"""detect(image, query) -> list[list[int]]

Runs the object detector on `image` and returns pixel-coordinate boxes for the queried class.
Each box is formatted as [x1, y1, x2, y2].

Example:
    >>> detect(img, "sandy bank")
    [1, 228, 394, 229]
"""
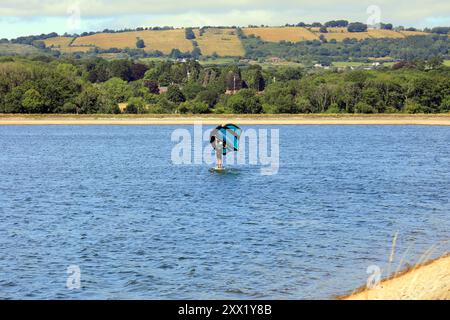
[342, 254, 450, 300]
[1, 114, 450, 125]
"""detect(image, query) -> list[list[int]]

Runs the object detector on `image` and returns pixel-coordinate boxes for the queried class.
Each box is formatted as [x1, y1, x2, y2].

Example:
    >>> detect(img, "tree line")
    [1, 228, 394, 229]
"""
[1, 56, 449, 115]
[243, 34, 450, 65]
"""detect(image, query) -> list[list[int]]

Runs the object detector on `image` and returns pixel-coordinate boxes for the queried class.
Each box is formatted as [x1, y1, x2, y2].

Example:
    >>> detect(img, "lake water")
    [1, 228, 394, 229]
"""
[0, 125, 449, 299]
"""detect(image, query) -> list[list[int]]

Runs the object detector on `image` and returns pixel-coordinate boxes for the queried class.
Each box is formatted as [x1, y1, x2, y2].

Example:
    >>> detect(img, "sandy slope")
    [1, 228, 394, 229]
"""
[343, 255, 450, 300]
[1, 115, 450, 125]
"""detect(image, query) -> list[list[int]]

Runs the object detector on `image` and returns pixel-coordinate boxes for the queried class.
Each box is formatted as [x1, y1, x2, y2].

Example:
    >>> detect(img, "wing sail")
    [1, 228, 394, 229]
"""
[210, 124, 242, 155]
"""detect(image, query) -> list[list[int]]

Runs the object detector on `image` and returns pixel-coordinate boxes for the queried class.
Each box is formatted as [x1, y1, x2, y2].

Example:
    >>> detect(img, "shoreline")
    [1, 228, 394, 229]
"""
[1, 114, 450, 125]
[341, 253, 450, 300]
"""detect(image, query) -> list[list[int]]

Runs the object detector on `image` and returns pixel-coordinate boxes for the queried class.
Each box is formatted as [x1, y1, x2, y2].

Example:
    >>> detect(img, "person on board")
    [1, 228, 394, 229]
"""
[210, 135, 226, 170]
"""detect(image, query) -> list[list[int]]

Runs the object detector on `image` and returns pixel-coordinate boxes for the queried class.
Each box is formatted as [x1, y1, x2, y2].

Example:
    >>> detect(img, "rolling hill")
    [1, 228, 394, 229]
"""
[41, 26, 433, 58]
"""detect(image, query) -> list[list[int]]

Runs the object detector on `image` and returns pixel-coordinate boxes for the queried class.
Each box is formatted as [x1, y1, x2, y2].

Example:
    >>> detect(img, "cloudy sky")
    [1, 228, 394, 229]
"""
[1, 0, 449, 39]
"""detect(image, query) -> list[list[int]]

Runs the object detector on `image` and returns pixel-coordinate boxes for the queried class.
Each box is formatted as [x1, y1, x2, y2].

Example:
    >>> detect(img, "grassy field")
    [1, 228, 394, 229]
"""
[194, 28, 245, 57]
[43, 37, 74, 48]
[43, 36, 93, 54]
[72, 29, 193, 54]
[0, 43, 42, 55]
[198, 57, 238, 65]
[367, 29, 405, 38]
[322, 31, 370, 41]
[399, 30, 428, 37]
[243, 27, 319, 42]
[332, 61, 367, 67]
[139, 57, 171, 63]
[57, 46, 93, 53]
[444, 60, 450, 67]
[243, 26, 429, 43]
[332, 61, 396, 68]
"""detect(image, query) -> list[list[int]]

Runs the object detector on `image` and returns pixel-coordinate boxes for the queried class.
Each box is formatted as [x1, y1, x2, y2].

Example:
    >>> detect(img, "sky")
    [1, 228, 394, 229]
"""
[1, 0, 450, 39]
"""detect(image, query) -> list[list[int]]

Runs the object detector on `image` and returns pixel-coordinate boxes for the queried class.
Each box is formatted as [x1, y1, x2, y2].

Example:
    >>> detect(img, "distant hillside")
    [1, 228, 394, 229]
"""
[40, 26, 432, 58]
[0, 43, 44, 56]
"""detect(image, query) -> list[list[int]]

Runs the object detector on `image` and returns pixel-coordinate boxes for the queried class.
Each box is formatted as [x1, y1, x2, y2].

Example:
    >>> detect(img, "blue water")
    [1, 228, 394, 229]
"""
[0, 125, 449, 300]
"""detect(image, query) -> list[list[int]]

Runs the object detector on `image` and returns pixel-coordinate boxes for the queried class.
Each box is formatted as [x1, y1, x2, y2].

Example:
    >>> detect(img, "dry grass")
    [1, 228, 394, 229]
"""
[43, 37, 74, 48]
[368, 29, 405, 38]
[72, 29, 193, 54]
[400, 30, 428, 37]
[0, 44, 41, 55]
[342, 253, 450, 300]
[57, 46, 93, 53]
[194, 28, 245, 57]
[340, 235, 450, 300]
[310, 27, 347, 33]
[322, 32, 370, 41]
[243, 27, 319, 42]
[309, 28, 426, 42]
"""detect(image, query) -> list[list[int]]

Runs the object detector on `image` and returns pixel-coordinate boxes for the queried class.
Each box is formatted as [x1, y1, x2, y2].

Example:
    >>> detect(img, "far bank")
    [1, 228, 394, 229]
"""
[2, 114, 450, 126]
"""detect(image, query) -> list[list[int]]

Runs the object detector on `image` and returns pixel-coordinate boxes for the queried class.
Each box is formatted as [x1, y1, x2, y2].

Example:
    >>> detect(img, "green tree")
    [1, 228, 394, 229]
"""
[167, 85, 186, 103]
[59, 101, 78, 114]
[324, 102, 341, 114]
[136, 38, 145, 49]
[263, 82, 297, 113]
[354, 101, 376, 114]
[295, 96, 313, 113]
[170, 49, 183, 59]
[156, 96, 176, 113]
[225, 67, 243, 91]
[440, 96, 450, 112]
[125, 97, 147, 114]
[109, 60, 133, 82]
[196, 88, 220, 108]
[182, 82, 204, 100]
[404, 100, 425, 114]
[144, 80, 160, 94]
[22, 88, 45, 113]
[3, 85, 28, 113]
[185, 28, 196, 40]
[227, 89, 262, 114]
[99, 77, 132, 104]
[75, 86, 118, 114]
[177, 100, 209, 114]
[242, 65, 265, 91]
[347, 22, 368, 32]
[191, 47, 202, 59]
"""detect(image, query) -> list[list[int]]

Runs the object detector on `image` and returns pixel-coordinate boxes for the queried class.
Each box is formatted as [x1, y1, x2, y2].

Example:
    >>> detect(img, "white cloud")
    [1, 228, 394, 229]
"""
[0, 0, 449, 38]
[0, 1, 448, 21]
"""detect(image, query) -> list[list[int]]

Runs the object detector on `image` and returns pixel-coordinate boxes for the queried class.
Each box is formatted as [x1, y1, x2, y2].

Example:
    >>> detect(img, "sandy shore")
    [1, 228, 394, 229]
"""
[1, 114, 450, 125]
[342, 254, 450, 300]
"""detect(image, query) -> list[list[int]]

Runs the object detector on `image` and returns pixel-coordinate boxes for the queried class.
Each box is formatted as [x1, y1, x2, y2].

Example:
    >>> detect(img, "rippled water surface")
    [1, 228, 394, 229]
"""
[0, 125, 449, 299]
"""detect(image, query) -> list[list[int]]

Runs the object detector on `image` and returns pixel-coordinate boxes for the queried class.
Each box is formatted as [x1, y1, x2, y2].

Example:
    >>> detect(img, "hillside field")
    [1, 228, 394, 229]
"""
[0, 43, 43, 55]
[194, 28, 245, 57]
[41, 26, 433, 57]
[244, 27, 428, 42]
[243, 27, 319, 42]
[43, 36, 74, 48]
[72, 29, 193, 54]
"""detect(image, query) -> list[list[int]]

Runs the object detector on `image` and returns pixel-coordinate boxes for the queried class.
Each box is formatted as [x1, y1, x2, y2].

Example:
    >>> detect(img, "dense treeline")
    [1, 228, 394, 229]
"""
[1, 56, 450, 114]
[242, 34, 450, 64]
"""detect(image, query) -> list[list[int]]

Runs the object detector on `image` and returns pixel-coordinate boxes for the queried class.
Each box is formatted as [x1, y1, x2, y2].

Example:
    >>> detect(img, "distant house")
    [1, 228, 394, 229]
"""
[159, 86, 168, 94]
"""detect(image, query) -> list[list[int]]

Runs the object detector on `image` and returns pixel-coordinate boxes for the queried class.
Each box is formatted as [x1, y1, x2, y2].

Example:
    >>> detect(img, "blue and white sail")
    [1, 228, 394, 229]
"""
[210, 124, 242, 155]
